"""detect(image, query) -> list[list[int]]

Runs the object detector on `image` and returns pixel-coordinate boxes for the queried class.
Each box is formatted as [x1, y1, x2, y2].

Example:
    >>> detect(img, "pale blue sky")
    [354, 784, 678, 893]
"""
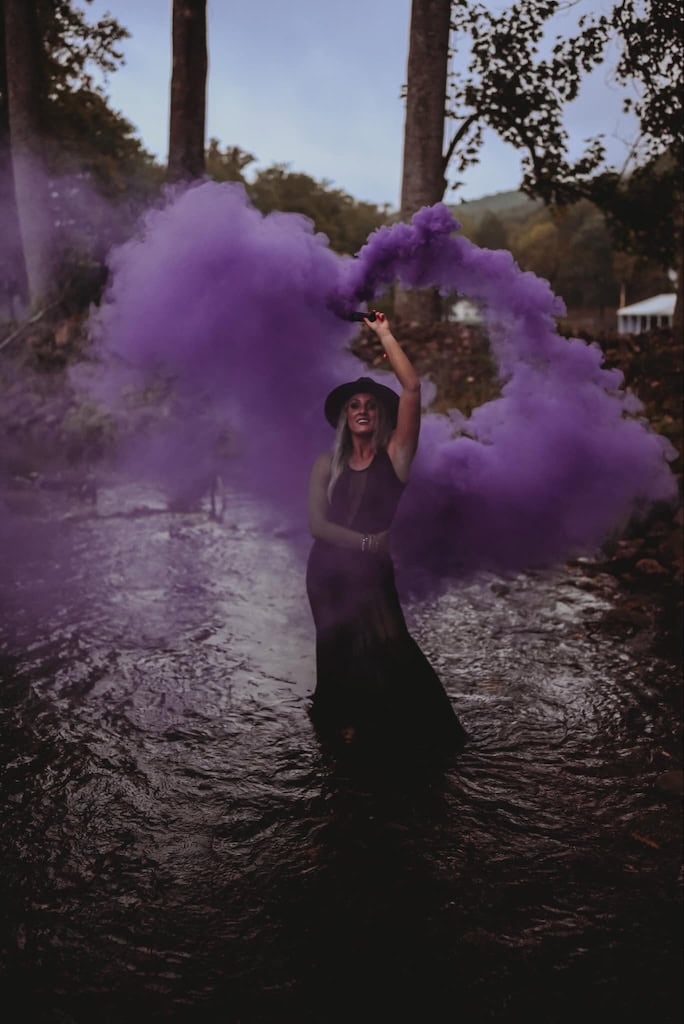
[87, 0, 637, 207]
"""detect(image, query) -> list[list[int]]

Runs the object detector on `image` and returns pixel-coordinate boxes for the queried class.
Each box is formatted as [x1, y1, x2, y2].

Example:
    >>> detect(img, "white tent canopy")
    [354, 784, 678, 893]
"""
[617, 293, 676, 335]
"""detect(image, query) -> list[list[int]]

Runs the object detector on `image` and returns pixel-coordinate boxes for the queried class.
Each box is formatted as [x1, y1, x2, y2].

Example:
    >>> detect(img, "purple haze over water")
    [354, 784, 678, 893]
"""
[89, 182, 677, 589]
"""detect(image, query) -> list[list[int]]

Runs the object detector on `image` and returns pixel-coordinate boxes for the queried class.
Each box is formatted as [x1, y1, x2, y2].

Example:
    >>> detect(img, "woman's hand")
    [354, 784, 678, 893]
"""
[363, 311, 392, 338]
[371, 530, 390, 555]
[360, 530, 390, 555]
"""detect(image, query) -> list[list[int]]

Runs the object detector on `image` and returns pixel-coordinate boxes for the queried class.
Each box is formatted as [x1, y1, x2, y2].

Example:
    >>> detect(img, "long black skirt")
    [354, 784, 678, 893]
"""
[306, 541, 466, 754]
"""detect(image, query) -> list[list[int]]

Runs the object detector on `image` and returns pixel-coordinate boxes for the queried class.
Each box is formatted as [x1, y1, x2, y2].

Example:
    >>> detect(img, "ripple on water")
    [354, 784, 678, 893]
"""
[0, 484, 681, 1022]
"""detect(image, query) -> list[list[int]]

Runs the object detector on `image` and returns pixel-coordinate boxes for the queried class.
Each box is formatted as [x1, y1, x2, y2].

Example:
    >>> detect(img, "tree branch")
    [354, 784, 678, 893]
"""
[443, 112, 480, 173]
[0, 300, 60, 353]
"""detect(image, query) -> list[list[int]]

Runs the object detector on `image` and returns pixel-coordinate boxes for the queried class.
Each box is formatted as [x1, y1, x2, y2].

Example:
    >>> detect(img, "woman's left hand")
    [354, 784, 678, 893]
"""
[372, 530, 390, 555]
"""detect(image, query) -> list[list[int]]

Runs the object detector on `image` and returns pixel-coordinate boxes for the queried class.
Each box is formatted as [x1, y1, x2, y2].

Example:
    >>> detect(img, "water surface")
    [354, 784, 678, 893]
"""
[1, 483, 681, 1023]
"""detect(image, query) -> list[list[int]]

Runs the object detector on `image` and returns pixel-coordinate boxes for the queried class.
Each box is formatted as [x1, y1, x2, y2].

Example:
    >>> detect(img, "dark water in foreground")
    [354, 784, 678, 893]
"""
[0, 484, 681, 1024]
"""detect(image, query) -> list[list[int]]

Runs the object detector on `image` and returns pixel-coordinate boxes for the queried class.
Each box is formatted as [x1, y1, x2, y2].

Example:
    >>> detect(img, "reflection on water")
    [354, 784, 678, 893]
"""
[0, 483, 681, 1023]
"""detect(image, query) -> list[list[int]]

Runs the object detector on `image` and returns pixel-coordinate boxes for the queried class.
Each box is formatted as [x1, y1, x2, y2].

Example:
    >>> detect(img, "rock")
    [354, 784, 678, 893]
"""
[654, 770, 684, 796]
[635, 558, 668, 576]
[600, 605, 650, 633]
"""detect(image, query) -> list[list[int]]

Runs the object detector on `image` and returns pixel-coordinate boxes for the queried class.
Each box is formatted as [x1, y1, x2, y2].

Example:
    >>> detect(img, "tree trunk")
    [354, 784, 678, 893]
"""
[672, 177, 683, 341]
[673, 254, 682, 341]
[167, 0, 207, 182]
[3, 0, 54, 308]
[396, 0, 451, 324]
[0, 0, 28, 317]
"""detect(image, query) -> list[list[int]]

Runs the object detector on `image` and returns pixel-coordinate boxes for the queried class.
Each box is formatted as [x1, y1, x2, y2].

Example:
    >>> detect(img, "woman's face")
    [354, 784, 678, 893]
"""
[346, 392, 378, 436]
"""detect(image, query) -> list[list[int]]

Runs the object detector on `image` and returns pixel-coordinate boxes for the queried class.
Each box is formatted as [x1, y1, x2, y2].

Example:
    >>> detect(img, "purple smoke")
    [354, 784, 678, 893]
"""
[87, 181, 362, 519]
[87, 182, 677, 585]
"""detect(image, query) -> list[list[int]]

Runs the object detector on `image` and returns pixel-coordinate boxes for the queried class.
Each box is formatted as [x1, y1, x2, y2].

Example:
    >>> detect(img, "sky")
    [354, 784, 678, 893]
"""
[86, 0, 638, 209]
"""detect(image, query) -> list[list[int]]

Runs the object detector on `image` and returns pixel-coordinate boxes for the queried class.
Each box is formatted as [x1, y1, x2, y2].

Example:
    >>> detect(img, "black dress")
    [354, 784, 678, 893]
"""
[306, 449, 466, 754]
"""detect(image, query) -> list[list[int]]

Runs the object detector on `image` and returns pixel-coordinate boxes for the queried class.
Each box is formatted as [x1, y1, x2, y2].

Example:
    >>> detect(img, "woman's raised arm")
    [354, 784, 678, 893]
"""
[364, 314, 421, 482]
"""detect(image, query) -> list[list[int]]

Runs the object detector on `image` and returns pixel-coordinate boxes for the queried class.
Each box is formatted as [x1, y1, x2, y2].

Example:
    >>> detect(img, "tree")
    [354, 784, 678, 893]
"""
[2, 0, 145, 311]
[205, 139, 255, 184]
[445, 1, 606, 205]
[547, 202, 616, 314]
[37, 0, 153, 201]
[473, 211, 507, 251]
[167, 0, 207, 182]
[252, 164, 389, 254]
[396, 1, 682, 325]
[513, 218, 561, 289]
[3, 0, 54, 307]
[396, 0, 452, 322]
[0, 0, 27, 316]
[445, 0, 682, 330]
[589, 153, 682, 331]
[206, 155, 390, 255]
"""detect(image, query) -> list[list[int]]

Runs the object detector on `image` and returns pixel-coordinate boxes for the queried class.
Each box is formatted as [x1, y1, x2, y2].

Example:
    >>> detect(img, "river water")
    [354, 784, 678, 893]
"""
[1, 482, 681, 1023]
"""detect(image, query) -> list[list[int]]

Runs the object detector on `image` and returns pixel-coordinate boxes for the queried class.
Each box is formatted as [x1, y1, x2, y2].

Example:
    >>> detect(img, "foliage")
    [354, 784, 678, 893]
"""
[447, 1, 604, 200]
[588, 155, 680, 268]
[40, 2, 160, 198]
[37, 0, 128, 94]
[0, 0, 163, 306]
[1, 1, 160, 204]
[452, 189, 671, 310]
[611, 0, 682, 163]
[472, 211, 508, 250]
[447, 0, 682, 200]
[249, 164, 390, 254]
[205, 139, 255, 184]
[205, 145, 391, 255]
[446, 0, 683, 274]
[511, 201, 613, 309]
[48, 87, 161, 196]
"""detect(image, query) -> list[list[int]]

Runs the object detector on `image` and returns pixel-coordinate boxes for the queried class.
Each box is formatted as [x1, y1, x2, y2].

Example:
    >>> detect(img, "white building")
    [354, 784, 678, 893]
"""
[617, 293, 676, 335]
[446, 298, 483, 324]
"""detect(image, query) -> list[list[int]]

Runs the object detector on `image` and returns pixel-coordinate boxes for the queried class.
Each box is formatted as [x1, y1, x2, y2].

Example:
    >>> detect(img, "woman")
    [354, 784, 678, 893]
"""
[306, 312, 466, 754]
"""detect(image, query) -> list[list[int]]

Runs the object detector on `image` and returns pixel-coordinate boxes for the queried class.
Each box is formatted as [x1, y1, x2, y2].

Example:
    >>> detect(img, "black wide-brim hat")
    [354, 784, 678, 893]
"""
[324, 376, 400, 428]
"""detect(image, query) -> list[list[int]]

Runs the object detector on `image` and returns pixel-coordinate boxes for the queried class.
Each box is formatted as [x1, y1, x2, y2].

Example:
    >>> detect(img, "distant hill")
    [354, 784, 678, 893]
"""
[449, 189, 542, 227]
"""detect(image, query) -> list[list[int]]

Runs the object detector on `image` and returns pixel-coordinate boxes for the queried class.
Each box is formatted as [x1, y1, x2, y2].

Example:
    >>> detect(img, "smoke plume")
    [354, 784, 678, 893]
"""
[87, 182, 677, 586]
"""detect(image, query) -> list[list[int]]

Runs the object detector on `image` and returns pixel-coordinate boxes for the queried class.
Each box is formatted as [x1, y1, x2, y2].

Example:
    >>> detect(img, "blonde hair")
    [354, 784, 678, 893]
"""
[327, 395, 393, 502]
